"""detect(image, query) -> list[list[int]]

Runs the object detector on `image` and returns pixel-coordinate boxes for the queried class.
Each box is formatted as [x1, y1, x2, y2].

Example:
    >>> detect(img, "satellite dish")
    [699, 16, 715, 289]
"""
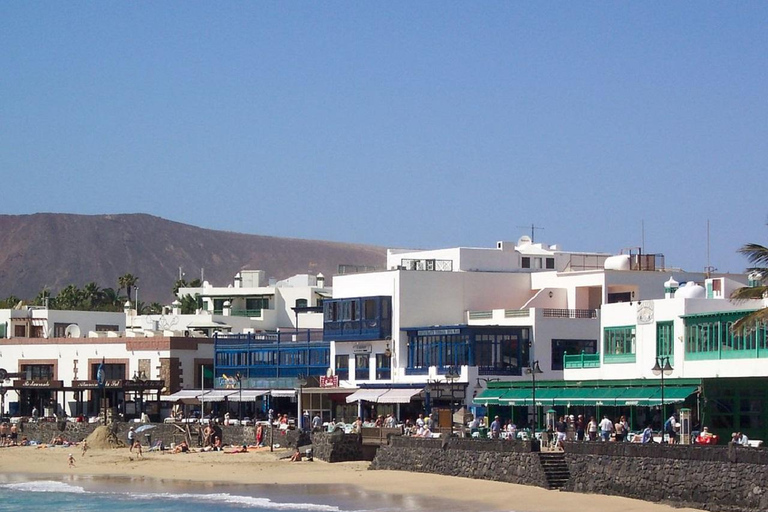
[65, 324, 81, 338]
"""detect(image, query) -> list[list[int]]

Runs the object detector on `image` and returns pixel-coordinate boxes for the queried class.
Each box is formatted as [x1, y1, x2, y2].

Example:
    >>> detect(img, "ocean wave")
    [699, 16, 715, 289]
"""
[0, 480, 89, 494]
[127, 491, 342, 511]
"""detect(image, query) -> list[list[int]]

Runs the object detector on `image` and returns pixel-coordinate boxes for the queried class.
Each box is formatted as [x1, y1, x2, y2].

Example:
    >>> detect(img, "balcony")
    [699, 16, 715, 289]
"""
[230, 309, 263, 318]
[323, 296, 392, 341]
[563, 352, 601, 369]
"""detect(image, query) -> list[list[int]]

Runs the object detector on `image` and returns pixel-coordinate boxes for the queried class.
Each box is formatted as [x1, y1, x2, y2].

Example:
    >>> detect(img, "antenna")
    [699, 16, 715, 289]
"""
[516, 223, 544, 243]
[641, 220, 645, 254]
[705, 219, 716, 277]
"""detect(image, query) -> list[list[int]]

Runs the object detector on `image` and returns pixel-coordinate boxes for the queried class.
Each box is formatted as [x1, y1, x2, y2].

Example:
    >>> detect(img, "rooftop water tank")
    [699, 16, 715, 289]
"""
[604, 254, 631, 271]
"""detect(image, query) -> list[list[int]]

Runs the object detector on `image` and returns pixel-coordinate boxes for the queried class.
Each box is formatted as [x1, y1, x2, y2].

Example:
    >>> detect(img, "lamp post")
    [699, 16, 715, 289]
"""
[296, 374, 307, 431]
[235, 372, 243, 420]
[652, 356, 674, 440]
[445, 366, 461, 437]
[526, 360, 543, 449]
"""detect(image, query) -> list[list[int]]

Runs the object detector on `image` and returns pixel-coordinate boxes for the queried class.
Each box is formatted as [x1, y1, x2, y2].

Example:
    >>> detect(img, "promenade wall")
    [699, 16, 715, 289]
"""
[370, 437, 549, 488]
[563, 441, 768, 512]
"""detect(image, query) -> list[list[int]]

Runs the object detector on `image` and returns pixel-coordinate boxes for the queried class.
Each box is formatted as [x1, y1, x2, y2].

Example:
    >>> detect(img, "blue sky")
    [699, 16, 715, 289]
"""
[1, 3, 766, 274]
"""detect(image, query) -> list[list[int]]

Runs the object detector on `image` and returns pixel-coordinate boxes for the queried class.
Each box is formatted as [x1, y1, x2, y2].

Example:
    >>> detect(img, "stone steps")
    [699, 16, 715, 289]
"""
[538, 452, 570, 490]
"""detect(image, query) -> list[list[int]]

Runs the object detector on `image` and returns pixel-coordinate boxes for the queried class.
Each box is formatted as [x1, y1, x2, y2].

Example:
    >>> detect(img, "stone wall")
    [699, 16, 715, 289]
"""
[370, 437, 549, 488]
[15, 421, 307, 450]
[311, 431, 364, 462]
[564, 442, 768, 512]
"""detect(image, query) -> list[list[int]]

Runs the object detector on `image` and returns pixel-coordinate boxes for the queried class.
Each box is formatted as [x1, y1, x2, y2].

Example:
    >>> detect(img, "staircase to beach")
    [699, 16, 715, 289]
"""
[538, 452, 570, 490]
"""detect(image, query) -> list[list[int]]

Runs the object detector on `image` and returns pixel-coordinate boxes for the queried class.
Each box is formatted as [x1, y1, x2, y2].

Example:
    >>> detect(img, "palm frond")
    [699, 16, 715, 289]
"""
[730, 286, 768, 301]
[737, 243, 768, 266]
[731, 308, 768, 333]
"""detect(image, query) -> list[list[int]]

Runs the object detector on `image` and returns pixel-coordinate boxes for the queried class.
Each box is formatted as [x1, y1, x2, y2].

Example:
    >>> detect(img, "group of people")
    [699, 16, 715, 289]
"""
[0, 422, 19, 446]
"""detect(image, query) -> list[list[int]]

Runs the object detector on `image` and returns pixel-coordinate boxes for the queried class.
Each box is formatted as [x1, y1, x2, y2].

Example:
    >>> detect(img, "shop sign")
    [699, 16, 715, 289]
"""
[123, 379, 165, 390]
[417, 328, 460, 336]
[72, 379, 123, 389]
[352, 343, 371, 354]
[14, 380, 63, 389]
[319, 376, 339, 388]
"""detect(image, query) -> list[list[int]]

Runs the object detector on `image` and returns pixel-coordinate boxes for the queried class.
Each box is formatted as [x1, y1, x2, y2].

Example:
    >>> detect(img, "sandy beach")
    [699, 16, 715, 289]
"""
[0, 444, 706, 512]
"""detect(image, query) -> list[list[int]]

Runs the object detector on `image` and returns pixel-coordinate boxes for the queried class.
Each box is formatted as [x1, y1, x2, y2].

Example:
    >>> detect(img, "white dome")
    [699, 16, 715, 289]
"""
[674, 281, 705, 299]
[664, 276, 679, 288]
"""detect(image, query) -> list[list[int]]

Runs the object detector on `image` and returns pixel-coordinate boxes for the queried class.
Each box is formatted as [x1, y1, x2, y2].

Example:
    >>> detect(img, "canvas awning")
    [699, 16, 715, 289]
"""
[376, 388, 423, 404]
[270, 389, 297, 398]
[492, 385, 698, 407]
[160, 390, 206, 402]
[345, 388, 388, 403]
[227, 390, 269, 401]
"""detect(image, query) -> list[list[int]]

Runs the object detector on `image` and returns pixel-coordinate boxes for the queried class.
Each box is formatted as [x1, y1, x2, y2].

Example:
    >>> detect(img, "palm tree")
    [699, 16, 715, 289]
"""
[148, 302, 164, 314]
[100, 287, 123, 311]
[83, 282, 102, 310]
[731, 241, 768, 332]
[118, 274, 139, 304]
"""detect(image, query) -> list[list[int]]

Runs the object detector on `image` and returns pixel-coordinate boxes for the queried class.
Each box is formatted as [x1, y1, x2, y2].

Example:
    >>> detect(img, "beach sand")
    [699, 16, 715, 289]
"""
[0, 445, 704, 512]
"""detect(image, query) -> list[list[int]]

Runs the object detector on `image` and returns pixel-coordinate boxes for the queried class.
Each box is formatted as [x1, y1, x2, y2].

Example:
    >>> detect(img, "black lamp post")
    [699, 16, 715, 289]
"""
[652, 356, 674, 439]
[296, 374, 307, 430]
[526, 360, 543, 448]
[445, 366, 461, 437]
[235, 372, 243, 420]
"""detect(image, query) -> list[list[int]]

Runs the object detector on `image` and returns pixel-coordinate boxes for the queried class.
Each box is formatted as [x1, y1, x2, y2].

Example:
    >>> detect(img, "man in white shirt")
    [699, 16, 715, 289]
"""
[599, 415, 614, 441]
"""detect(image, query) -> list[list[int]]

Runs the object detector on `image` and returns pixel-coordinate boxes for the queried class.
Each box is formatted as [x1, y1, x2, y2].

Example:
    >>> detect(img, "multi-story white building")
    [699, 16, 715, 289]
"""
[178, 270, 329, 331]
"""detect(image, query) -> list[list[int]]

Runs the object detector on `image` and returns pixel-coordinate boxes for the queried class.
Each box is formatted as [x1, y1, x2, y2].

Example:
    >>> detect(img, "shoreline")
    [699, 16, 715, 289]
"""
[0, 446, 705, 512]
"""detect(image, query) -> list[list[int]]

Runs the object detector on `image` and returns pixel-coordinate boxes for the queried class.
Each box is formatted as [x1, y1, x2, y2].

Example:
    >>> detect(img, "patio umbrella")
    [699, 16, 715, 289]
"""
[135, 424, 156, 433]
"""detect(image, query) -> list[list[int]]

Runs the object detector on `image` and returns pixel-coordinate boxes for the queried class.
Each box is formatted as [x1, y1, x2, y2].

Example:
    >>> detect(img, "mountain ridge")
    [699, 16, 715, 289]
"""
[0, 213, 388, 303]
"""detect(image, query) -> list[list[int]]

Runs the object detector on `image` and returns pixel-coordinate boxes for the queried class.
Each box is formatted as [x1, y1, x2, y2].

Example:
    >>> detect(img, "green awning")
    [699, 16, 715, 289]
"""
[488, 385, 698, 407]
[474, 388, 507, 405]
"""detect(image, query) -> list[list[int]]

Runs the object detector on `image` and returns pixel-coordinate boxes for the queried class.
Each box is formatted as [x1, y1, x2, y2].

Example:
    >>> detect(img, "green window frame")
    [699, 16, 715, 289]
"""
[684, 311, 768, 360]
[656, 321, 674, 365]
[603, 326, 636, 363]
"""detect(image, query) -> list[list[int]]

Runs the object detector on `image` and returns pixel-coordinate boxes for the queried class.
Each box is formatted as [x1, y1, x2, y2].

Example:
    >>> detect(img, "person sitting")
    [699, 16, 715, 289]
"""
[696, 426, 717, 444]
[173, 440, 190, 454]
[289, 448, 302, 462]
[640, 425, 653, 444]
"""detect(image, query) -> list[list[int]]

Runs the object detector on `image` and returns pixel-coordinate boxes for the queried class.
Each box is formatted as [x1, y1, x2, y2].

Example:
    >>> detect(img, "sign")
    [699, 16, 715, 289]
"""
[319, 376, 339, 388]
[123, 379, 165, 390]
[352, 343, 371, 354]
[13, 380, 63, 389]
[72, 379, 123, 389]
[637, 301, 654, 325]
[417, 328, 461, 336]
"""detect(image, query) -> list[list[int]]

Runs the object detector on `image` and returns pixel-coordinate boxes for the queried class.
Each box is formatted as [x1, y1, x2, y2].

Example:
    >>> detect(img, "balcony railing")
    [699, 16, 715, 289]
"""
[542, 309, 597, 319]
[504, 309, 529, 318]
[563, 352, 601, 369]
[230, 309, 263, 318]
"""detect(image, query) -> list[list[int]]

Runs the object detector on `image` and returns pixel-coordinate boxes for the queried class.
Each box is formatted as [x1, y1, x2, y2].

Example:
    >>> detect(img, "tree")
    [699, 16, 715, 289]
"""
[118, 274, 139, 303]
[148, 302, 164, 314]
[173, 278, 202, 297]
[83, 282, 103, 310]
[179, 294, 200, 314]
[731, 241, 768, 332]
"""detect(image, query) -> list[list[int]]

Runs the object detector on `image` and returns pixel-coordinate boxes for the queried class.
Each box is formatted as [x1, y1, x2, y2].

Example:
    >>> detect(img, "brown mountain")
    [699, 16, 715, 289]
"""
[0, 213, 387, 303]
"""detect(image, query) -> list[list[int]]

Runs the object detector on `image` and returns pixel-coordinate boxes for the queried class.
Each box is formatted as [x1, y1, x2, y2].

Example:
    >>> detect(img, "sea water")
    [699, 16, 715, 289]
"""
[0, 475, 485, 512]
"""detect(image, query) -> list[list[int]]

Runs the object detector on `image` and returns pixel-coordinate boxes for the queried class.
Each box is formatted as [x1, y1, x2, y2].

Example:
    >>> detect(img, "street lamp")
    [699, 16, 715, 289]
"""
[652, 356, 674, 440]
[296, 374, 307, 431]
[526, 360, 543, 449]
[235, 372, 243, 420]
[445, 366, 461, 437]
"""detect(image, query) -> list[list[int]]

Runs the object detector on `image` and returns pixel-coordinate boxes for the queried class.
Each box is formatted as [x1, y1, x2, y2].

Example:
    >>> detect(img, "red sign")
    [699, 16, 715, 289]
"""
[319, 376, 339, 388]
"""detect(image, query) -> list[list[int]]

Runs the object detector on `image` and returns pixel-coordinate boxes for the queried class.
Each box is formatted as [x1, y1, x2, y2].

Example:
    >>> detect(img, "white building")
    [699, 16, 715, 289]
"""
[178, 270, 329, 331]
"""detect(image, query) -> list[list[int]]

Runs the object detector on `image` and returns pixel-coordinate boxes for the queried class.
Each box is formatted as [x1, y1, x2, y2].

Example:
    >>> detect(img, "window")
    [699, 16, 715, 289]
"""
[95, 324, 119, 332]
[91, 363, 125, 380]
[685, 312, 768, 359]
[546, 258, 555, 269]
[551, 339, 597, 370]
[21, 364, 54, 380]
[14, 325, 26, 337]
[325, 301, 339, 322]
[376, 353, 391, 380]
[355, 354, 369, 380]
[246, 297, 270, 310]
[0, 323, 5, 338]
[521, 257, 531, 269]
[656, 321, 674, 364]
[363, 299, 376, 320]
[335, 355, 349, 380]
[295, 299, 308, 308]
[603, 326, 636, 363]
[30, 325, 43, 338]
